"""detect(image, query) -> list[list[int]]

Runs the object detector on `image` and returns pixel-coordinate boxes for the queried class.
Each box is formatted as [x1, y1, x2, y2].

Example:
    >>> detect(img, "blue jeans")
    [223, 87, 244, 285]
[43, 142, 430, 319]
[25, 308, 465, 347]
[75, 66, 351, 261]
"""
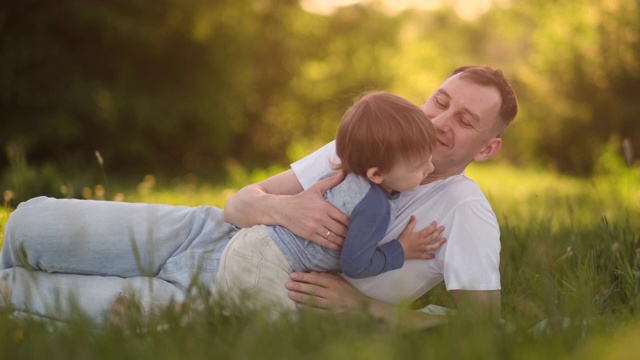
[0, 196, 235, 326]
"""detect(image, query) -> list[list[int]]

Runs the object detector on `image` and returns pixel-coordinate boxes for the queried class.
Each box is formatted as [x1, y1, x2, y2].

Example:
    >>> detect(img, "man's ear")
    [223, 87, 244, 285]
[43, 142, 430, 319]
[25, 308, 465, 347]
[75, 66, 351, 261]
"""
[366, 167, 384, 184]
[473, 137, 502, 163]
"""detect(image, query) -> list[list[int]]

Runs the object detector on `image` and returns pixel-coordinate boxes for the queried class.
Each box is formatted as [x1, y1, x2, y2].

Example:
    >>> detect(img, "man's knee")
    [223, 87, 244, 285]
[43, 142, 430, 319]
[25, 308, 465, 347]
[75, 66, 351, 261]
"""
[1, 198, 45, 268]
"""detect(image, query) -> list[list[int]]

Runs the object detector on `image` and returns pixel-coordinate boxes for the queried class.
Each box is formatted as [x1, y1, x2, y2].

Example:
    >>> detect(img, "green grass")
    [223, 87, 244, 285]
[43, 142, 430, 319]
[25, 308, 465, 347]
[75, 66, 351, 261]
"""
[1, 162, 639, 359]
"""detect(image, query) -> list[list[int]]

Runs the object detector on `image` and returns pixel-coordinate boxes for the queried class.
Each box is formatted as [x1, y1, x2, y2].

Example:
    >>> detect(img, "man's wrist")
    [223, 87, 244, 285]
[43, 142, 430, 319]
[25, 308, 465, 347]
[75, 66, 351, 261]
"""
[262, 193, 290, 227]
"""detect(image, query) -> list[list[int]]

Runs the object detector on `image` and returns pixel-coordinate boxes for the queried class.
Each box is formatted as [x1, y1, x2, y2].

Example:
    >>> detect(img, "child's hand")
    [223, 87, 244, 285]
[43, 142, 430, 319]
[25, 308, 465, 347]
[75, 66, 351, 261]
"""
[397, 216, 446, 260]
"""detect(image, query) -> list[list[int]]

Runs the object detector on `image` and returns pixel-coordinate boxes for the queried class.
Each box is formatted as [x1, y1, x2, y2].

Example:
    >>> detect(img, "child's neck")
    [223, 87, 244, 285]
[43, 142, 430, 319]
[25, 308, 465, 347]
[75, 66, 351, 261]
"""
[378, 185, 398, 197]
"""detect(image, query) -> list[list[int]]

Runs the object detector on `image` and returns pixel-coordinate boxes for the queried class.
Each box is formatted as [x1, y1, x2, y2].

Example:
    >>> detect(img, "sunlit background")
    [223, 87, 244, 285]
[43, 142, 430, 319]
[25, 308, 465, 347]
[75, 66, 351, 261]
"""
[1, 0, 638, 201]
[301, 0, 498, 18]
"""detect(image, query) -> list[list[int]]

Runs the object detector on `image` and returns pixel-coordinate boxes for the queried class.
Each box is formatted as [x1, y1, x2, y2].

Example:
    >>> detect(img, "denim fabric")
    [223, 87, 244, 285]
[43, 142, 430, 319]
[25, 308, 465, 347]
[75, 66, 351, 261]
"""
[0, 196, 235, 326]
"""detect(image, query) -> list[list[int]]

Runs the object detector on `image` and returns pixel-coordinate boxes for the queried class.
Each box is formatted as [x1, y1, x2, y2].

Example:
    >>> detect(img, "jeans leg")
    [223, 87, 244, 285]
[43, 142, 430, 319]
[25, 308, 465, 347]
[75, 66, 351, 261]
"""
[1, 196, 233, 279]
[0, 267, 183, 327]
[0, 196, 236, 323]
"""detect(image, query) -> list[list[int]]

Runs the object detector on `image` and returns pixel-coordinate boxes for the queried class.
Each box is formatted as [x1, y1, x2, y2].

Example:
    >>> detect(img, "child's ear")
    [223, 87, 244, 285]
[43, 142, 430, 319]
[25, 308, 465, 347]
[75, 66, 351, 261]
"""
[366, 167, 384, 184]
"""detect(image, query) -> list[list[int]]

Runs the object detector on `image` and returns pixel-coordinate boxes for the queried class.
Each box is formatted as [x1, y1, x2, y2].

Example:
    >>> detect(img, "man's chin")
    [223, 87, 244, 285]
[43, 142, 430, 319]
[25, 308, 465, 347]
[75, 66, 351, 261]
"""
[431, 150, 448, 165]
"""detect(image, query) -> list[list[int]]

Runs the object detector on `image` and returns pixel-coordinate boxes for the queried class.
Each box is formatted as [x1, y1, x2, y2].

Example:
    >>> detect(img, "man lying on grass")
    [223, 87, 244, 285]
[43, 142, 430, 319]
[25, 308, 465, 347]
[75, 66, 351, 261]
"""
[1, 65, 517, 327]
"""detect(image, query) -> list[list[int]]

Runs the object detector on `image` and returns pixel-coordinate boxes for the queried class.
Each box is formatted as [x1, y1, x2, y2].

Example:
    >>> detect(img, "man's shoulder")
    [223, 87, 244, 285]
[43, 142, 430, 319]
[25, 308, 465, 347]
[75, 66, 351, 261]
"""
[291, 141, 337, 189]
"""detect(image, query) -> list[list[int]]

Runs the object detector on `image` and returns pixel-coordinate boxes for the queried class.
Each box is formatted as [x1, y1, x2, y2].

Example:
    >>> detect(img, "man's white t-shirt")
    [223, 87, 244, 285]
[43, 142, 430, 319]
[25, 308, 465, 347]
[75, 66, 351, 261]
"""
[291, 141, 501, 304]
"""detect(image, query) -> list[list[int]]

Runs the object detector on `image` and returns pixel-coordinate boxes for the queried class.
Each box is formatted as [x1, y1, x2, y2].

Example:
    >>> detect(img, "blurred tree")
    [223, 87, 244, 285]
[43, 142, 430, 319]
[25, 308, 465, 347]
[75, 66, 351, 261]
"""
[1, 0, 254, 181]
[4, 0, 639, 200]
[0, 0, 407, 199]
[274, 4, 404, 159]
[514, 0, 640, 174]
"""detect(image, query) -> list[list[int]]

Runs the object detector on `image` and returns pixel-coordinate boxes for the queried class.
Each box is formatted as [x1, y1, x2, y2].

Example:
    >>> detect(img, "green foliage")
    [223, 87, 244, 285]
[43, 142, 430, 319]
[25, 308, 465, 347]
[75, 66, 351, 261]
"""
[3, 0, 639, 189]
[1, 141, 68, 203]
[0, 0, 406, 188]
[512, 0, 640, 174]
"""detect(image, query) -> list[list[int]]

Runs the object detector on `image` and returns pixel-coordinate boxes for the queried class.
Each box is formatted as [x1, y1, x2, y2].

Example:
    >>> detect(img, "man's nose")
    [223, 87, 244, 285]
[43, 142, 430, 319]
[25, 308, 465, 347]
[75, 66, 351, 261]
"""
[431, 110, 452, 131]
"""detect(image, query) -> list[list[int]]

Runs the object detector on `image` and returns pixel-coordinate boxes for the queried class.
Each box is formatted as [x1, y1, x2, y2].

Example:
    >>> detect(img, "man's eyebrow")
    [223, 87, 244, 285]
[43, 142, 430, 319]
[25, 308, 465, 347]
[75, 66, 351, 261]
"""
[435, 88, 449, 98]
[439, 88, 481, 124]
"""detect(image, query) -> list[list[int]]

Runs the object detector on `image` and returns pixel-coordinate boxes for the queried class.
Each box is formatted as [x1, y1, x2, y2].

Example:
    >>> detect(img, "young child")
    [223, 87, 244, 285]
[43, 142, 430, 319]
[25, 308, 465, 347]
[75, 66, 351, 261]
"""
[216, 91, 440, 311]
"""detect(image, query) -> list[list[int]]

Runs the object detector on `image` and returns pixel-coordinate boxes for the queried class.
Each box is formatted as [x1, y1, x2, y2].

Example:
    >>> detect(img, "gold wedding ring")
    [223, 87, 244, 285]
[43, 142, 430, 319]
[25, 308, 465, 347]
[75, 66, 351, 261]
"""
[325, 230, 332, 239]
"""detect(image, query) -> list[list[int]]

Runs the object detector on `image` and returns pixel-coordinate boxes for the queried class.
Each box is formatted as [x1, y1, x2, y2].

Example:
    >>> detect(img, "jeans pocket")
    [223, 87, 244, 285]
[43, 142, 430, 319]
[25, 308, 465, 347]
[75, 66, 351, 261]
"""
[160, 250, 221, 293]
[225, 247, 261, 291]
[161, 251, 219, 275]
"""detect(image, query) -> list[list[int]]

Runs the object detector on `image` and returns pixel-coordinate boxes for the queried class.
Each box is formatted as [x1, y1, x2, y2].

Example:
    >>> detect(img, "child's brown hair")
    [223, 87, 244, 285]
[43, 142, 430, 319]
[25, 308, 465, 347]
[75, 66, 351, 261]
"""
[334, 91, 436, 177]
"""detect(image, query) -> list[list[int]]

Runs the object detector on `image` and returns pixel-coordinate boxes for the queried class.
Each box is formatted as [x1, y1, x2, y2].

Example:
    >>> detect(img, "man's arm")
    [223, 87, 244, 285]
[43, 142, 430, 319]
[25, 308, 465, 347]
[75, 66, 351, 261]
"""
[286, 272, 447, 329]
[286, 274, 501, 328]
[223, 169, 349, 250]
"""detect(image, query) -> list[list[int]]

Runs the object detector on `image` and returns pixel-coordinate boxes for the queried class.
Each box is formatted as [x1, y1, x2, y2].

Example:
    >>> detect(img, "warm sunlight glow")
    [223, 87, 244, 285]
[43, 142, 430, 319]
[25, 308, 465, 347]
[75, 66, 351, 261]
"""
[300, 0, 499, 19]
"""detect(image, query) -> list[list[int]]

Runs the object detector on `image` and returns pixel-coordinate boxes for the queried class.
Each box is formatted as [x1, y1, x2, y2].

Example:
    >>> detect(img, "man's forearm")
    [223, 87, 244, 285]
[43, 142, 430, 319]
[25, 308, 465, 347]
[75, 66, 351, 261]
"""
[223, 170, 349, 250]
[223, 169, 305, 228]
[223, 184, 286, 228]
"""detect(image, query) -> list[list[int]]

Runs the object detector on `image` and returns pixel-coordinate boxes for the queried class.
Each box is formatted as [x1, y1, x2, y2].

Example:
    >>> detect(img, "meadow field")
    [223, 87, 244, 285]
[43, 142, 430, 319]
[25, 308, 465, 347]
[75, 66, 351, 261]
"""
[0, 162, 639, 359]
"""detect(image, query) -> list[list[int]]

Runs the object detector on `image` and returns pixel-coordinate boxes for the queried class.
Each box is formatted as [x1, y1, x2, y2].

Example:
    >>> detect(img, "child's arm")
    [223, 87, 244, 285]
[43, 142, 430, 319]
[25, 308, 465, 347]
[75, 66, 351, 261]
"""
[339, 197, 399, 278]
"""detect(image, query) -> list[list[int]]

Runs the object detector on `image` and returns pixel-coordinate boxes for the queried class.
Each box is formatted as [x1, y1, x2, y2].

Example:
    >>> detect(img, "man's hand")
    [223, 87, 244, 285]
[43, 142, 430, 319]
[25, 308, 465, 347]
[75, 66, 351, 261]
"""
[397, 216, 446, 260]
[224, 169, 349, 251]
[285, 272, 368, 315]
[276, 173, 349, 251]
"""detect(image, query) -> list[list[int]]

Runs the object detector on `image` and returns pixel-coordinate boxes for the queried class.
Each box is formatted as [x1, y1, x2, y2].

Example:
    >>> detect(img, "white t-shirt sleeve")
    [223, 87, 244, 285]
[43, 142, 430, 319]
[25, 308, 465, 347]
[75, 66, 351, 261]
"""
[290, 141, 339, 190]
[442, 199, 501, 291]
